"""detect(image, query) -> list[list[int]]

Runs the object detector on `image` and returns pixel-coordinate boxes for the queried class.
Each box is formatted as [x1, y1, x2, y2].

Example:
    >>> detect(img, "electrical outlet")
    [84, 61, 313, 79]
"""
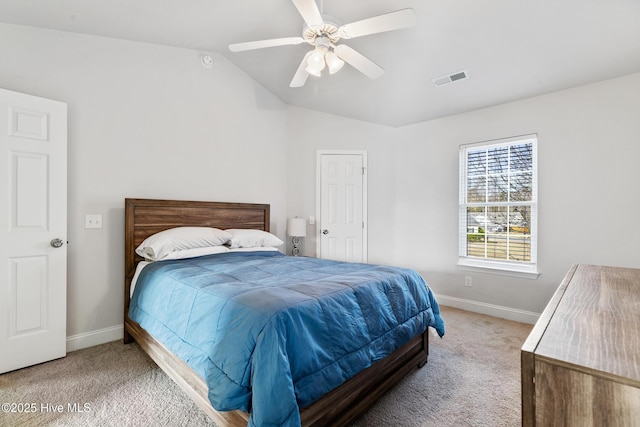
[464, 276, 472, 287]
[85, 214, 103, 229]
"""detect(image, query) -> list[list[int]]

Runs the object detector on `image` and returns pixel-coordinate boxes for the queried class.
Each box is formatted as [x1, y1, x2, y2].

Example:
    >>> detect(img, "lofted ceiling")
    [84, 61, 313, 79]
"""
[2, 0, 640, 127]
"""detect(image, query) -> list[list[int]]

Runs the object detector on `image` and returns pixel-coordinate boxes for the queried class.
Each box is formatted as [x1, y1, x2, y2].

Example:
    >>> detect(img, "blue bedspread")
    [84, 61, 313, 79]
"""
[129, 251, 444, 426]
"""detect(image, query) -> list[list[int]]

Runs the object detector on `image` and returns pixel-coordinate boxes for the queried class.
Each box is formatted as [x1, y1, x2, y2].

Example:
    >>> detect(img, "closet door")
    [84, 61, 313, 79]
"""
[317, 151, 367, 263]
[0, 88, 67, 373]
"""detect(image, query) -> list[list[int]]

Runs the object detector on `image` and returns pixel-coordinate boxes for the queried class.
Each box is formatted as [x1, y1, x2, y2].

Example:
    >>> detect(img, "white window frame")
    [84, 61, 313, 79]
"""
[458, 134, 539, 279]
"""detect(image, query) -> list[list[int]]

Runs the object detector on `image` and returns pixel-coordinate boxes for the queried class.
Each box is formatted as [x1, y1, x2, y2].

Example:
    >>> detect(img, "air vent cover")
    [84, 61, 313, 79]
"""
[433, 70, 469, 86]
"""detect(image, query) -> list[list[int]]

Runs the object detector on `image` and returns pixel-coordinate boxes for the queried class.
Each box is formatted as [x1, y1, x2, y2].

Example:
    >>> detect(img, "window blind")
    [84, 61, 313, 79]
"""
[459, 135, 538, 276]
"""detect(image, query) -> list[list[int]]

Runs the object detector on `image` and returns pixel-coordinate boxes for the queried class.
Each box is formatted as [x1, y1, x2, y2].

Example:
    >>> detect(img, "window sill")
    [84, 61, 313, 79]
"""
[457, 257, 539, 279]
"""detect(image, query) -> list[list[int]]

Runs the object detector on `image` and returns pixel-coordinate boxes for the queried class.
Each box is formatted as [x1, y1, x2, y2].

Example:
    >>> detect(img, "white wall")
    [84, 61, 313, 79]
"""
[287, 72, 640, 323]
[0, 24, 289, 348]
[286, 112, 400, 261]
[2, 22, 639, 346]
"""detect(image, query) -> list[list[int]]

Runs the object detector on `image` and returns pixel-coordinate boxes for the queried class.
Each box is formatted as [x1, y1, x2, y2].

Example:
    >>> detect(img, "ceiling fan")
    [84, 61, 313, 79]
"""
[228, 0, 417, 87]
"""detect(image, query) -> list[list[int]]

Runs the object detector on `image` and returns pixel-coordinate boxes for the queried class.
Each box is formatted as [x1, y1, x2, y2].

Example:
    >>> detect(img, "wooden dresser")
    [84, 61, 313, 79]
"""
[521, 264, 640, 426]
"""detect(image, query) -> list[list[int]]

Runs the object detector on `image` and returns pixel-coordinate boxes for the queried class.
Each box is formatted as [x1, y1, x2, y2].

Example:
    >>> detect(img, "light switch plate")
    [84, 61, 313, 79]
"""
[85, 214, 103, 229]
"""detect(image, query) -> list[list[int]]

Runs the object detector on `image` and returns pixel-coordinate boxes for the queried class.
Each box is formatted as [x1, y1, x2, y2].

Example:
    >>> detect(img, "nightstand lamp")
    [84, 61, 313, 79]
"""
[287, 217, 307, 256]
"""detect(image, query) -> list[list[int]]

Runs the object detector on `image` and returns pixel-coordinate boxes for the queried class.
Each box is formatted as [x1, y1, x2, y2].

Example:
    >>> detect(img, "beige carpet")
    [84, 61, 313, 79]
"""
[0, 306, 532, 427]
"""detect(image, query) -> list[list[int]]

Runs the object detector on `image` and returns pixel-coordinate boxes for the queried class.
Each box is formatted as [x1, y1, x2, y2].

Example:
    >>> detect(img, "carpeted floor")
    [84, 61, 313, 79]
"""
[0, 306, 532, 427]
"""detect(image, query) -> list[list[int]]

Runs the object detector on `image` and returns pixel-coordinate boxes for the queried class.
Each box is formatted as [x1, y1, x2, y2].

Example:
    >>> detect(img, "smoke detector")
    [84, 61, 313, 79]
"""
[433, 70, 468, 87]
[200, 54, 214, 69]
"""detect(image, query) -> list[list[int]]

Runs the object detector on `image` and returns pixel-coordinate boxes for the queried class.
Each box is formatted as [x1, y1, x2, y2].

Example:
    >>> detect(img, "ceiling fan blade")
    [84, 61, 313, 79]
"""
[291, 0, 324, 28]
[290, 51, 314, 88]
[229, 37, 305, 52]
[338, 8, 417, 39]
[334, 44, 384, 80]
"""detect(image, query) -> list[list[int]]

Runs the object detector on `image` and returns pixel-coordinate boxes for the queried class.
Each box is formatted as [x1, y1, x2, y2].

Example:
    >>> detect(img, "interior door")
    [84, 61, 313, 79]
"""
[317, 151, 367, 262]
[0, 88, 67, 374]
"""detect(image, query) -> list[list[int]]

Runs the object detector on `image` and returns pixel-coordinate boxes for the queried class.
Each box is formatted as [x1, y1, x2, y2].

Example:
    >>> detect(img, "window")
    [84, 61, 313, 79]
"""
[458, 135, 538, 277]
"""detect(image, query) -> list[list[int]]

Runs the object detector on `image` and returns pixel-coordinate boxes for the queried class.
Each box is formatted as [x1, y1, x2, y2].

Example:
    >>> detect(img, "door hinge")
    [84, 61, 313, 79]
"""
[362, 167, 365, 175]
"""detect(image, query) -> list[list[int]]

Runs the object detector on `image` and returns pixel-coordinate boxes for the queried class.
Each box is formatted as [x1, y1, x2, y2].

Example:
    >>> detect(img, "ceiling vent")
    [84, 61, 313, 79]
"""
[433, 70, 469, 87]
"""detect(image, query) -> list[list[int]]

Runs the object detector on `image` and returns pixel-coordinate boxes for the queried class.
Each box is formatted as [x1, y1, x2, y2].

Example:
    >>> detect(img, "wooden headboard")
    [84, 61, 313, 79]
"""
[125, 198, 270, 275]
[124, 198, 270, 328]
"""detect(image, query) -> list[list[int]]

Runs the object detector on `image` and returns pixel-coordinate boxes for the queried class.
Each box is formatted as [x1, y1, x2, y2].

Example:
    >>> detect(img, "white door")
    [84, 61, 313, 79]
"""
[317, 151, 367, 262]
[0, 88, 67, 374]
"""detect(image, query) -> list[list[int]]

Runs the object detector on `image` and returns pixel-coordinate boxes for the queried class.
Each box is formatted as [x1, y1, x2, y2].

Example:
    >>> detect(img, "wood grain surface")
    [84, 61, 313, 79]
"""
[521, 264, 640, 427]
[535, 265, 640, 385]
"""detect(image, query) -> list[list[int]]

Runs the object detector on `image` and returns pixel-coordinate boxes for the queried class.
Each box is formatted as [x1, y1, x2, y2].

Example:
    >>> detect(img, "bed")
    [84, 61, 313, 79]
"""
[124, 198, 444, 426]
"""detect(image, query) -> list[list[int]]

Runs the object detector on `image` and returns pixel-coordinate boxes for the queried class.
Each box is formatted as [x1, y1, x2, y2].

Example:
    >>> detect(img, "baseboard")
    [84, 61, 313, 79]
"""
[435, 294, 540, 325]
[63, 297, 536, 352]
[66, 324, 123, 352]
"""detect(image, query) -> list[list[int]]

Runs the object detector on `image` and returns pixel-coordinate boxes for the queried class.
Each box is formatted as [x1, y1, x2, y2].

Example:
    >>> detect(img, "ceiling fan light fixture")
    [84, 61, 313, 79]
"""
[228, 4, 418, 88]
[325, 50, 344, 74]
[305, 47, 326, 76]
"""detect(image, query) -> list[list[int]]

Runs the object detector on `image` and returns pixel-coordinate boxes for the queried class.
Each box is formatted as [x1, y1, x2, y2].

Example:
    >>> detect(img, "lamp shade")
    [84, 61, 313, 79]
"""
[307, 48, 325, 69]
[287, 217, 307, 237]
[305, 47, 326, 77]
[325, 51, 344, 74]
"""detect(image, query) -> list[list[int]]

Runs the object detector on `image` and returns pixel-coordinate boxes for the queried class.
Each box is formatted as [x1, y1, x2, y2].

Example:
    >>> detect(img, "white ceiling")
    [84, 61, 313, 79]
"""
[2, 0, 640, 127]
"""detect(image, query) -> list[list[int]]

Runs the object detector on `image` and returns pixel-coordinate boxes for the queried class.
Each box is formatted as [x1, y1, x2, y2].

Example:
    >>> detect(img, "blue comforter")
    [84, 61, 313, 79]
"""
[129, 251, 444, 426]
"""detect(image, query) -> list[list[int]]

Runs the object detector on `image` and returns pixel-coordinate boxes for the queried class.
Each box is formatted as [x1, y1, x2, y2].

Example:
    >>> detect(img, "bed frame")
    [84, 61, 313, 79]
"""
[124, 198, 429, 426]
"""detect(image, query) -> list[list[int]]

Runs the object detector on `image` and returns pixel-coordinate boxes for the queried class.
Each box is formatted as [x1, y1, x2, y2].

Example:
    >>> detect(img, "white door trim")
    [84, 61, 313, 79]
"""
[316, 150, 368, 262]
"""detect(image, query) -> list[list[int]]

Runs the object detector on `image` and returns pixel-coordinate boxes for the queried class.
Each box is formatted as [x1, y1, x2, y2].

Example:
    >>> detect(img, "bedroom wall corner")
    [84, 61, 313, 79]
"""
[391, 72, 640, 315]
[0, 23, 289, 347]
[285, 106, 399, 263]
[285, 72, 640, 319]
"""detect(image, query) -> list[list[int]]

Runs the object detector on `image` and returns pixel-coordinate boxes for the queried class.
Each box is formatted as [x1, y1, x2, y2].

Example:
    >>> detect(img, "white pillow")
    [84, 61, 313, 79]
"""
[136, 227, 232, 261]
[225, 229, 284, 249]
[161, 245, 229, 260]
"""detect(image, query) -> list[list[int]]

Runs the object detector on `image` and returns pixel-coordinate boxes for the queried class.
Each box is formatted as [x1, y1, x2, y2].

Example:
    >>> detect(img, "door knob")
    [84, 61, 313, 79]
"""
[50, 238, 64, 248]
[322, 229, 329, 235]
